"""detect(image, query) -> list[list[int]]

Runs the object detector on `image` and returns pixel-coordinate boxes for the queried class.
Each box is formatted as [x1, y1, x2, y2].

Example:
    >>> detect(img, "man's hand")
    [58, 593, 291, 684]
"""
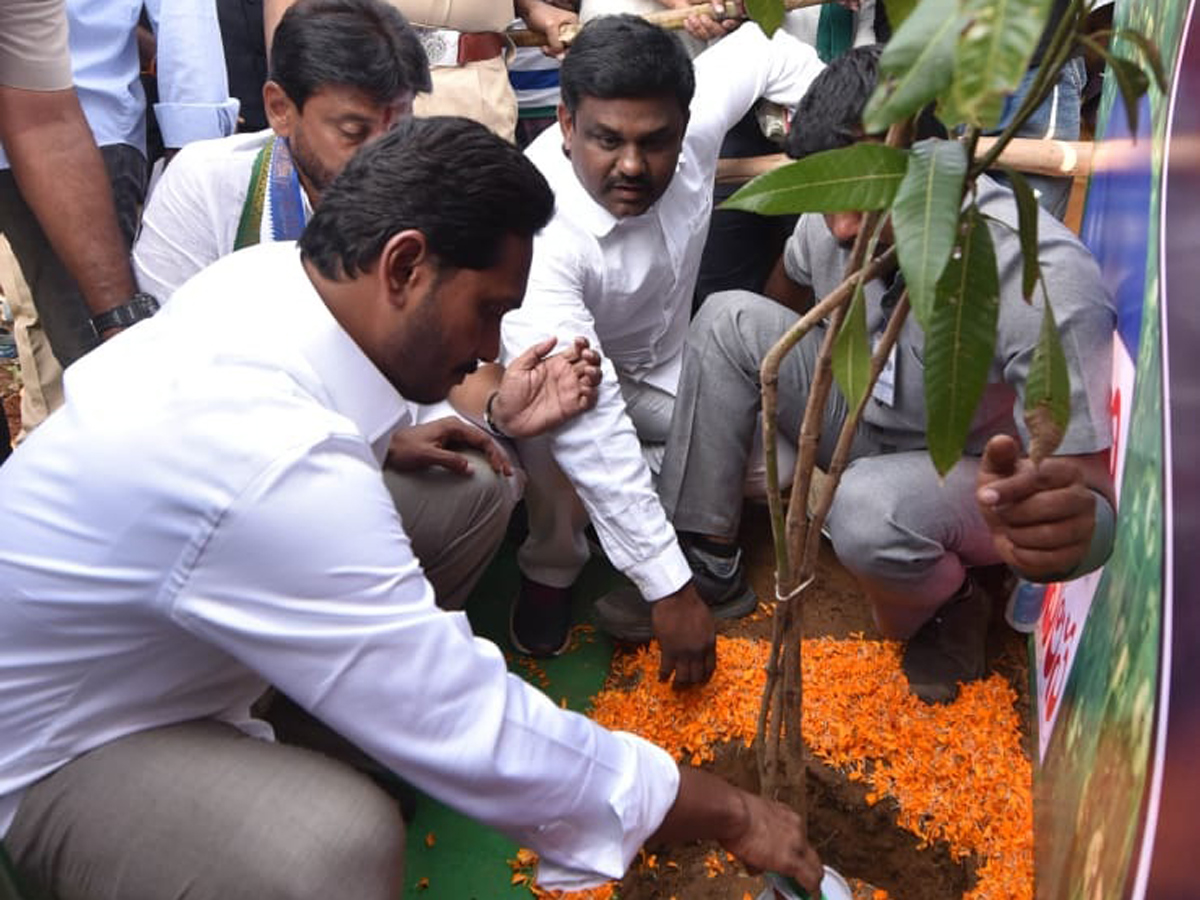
[491, 336, 602, 439]
[516, 0, 579, 56]
[386, 418, 511, 477]
[976, 435, 1103, 581]
[720, 792, 823, 890]
[652, 583, 716, 687]
[651, 768, 822, 893]
[659, 0, 742, 42]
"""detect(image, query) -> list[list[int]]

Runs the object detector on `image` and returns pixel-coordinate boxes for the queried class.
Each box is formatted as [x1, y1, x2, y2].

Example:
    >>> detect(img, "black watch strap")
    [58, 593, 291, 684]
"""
[91, 292, 160, 335]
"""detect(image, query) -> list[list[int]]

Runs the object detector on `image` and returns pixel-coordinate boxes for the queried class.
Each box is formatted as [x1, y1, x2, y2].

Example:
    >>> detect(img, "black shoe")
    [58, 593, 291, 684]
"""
[682, 541, 759, 618]
[509, 577, 573, 658]
[901, 579, 991, 704]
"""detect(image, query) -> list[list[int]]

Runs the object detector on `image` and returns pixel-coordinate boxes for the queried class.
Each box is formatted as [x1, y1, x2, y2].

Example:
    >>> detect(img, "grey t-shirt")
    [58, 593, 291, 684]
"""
[783, 175, 1114, 456]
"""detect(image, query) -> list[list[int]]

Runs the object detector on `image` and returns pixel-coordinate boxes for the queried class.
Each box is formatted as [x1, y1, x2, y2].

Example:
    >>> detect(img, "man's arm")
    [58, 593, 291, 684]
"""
[686, 22, 824, 168]
[513, 0, 578, 57]
[144, 0, 239, 151]
[653, 767, 822, 892]
[763, 252, 815, 313]
[0, 85, 137, 329]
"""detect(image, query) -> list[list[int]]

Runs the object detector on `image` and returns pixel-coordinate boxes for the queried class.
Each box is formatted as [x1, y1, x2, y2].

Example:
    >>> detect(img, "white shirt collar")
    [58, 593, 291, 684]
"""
[280, 245, 410, 464]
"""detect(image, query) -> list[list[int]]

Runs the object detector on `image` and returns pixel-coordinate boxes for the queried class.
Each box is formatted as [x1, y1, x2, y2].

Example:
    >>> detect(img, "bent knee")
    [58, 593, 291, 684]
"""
[246, 774, 406, 900]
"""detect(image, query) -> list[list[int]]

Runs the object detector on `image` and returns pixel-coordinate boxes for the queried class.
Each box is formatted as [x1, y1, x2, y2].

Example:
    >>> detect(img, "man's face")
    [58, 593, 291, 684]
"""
[386, 233, 532, 404]
[267, 81, 412, 200]
[559, 94, 687, 219]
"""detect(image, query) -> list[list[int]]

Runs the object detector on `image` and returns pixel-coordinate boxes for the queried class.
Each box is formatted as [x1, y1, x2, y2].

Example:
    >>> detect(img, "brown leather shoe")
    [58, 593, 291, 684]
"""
[901, 579, 991, 704]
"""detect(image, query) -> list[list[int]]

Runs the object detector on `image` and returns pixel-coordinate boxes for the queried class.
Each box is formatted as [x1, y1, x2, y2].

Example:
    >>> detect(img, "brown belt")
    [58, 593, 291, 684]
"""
[457, 32, 507, 65]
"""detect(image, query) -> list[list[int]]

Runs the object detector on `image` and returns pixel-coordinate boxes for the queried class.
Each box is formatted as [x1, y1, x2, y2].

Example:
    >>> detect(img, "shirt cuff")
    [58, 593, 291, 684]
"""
[623, 540, 692, 602]
[155, 99, 240, 147]
[535, 733, 679, 890]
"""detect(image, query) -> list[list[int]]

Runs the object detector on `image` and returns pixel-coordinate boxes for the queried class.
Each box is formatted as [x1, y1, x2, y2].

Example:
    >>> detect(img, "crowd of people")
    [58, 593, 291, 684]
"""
[0, 0, 1115, 897]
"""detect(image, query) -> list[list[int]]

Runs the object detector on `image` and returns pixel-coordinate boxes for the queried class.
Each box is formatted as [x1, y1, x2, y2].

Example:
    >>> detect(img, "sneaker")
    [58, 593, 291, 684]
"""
[592, 544, 760, 643]
[592, 586, 655, 643]
[682, 541, 759, 618]
[901, 579, 992, 704]
[509, 577, 573, 658]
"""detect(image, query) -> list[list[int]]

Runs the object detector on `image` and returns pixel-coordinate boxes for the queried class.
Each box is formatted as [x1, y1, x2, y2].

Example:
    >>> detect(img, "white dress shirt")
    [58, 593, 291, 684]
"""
[133, 129, 290, 301]
[0, 0, 237, 168]
[501, 25, 823, 599]
[0, 243, 678, 889]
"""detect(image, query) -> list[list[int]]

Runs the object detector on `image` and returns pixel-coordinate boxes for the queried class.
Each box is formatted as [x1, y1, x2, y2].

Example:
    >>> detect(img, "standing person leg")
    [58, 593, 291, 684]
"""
[0, 143, 146, 370]
[827, 451, 1003, 702]
[4, 720, 405, 900]
[0, 236, 63, 439]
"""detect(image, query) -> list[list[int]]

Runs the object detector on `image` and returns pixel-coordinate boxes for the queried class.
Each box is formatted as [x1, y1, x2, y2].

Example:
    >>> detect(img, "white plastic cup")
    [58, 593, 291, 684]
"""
[758, 865, 854, 900]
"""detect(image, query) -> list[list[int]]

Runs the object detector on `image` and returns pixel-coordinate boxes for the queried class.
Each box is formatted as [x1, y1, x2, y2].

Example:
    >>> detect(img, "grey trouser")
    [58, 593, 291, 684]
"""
[658, 292, 1001, 632]
[4, 720, 405, 900]
[0, 143, 146, 369]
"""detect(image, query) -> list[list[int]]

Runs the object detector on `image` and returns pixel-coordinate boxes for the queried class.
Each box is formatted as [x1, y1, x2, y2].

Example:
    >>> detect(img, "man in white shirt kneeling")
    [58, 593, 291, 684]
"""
[501, 15, 824, 682]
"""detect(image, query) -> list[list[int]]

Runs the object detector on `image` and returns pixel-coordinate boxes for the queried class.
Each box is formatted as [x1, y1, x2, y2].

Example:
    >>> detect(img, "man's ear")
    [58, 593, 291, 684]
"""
[379, 229, 433, 309]
[557, 103, 574, 158]
[264, 81, 296, 137]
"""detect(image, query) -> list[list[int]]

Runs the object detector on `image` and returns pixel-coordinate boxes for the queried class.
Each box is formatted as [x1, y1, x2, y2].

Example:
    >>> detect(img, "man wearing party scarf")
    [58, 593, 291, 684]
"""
[133, 0, 601, 613]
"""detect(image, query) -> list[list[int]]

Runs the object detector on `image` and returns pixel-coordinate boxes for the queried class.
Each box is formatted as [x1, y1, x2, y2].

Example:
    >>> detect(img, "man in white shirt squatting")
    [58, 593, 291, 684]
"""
[501, 14, 824, 682]
[0, 118, 824, 900]
[134, 0, 600, 612]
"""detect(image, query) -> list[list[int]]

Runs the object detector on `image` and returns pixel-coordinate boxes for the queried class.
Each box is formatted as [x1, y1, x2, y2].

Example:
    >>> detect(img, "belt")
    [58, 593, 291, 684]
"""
[416, 28, 507, 67]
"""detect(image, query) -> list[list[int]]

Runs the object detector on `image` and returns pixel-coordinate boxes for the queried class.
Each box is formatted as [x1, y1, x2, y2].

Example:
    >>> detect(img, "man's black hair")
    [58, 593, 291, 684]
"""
[559, 15, 695, 116]
[785, 44, 945, 159]
[270, 0, 431, 111]
[300, 117, 555, 279]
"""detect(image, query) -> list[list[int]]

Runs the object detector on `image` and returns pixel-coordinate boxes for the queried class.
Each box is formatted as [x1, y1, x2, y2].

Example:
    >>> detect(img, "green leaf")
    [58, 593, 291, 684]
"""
[832, 272, 872, 411]
[862, 0, 960, 132]
[924, 206, 1000, 475]
[949, 0, 1054, 129]
[999, 165, 1041, 302]
[720, 144, 909, 216]
[1108, 28, 1169, 94]
[1023, 297, 1070, 463]
[882, 0, 919, 30]
[744, 0, 785, 37]
[892, 138, 967, 330]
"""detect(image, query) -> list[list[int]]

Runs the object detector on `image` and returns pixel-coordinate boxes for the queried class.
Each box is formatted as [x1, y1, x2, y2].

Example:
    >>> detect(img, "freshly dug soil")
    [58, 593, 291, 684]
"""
[613, 502, 1030, 900]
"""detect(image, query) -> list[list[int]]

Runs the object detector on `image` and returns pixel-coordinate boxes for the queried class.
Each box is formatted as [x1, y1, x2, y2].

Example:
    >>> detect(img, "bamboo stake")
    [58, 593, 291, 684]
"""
[715, 138, 1096, 185]
[509, 0, 837, 48]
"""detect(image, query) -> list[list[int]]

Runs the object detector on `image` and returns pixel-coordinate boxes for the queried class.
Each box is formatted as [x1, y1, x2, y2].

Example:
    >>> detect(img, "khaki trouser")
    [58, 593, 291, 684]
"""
[414, 56, 518, 143]
[5, 720, 405, 900]
[0, 236, 62, 442]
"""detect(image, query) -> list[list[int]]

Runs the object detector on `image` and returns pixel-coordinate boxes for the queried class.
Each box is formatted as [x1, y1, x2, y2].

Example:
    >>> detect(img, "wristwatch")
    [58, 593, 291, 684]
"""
[91, 292, 160, 335]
